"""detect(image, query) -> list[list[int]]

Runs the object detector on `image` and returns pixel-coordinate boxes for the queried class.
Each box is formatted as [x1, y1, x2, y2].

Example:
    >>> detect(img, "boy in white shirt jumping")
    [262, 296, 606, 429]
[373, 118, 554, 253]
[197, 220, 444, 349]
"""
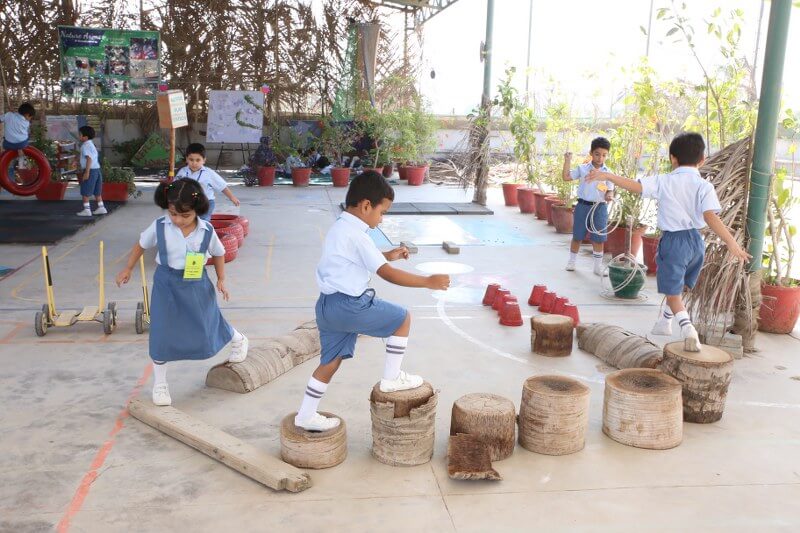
[176, 143, 240, 220]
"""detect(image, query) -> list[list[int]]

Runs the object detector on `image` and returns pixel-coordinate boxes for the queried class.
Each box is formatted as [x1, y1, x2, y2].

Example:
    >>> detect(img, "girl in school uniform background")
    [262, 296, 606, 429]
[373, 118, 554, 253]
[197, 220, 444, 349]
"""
[116, 179, 248, 406]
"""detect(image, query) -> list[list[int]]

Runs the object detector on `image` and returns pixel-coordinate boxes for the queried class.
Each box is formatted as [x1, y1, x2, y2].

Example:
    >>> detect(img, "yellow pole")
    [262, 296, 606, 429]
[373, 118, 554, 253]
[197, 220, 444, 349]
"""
[42, 246, 56, 317]
[99, 241, 105, 310]
[139, 255, 149, 315]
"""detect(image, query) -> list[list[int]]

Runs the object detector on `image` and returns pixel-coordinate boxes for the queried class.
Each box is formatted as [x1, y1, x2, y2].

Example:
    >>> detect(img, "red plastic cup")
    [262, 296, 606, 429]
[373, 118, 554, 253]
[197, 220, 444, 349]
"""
[539, 291, 556, 313]
[482, 283, 501, 306]
[552, 296, 569, 316]
[528, 284, 547, 306]
[500, 301, 524, 326]
[497, 294, 518, 315]
[492, 289, 511, 311]
[562, 304, 580, 326]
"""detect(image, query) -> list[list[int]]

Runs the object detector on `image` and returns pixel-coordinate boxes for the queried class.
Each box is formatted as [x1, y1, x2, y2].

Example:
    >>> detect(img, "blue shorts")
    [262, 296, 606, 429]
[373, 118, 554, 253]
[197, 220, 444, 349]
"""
[656, 229, 705, 295]
[80, 168, 103, 197]
[2, 139, 28, 150]
[200, 199, 215, 221]
[316, 290, 408, 365]
[572, 200, 608, 243]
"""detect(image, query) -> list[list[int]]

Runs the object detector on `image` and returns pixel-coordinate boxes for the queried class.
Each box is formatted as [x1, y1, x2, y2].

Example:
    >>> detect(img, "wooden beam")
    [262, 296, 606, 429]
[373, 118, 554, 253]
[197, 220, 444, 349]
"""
[128, 399, 312, 493]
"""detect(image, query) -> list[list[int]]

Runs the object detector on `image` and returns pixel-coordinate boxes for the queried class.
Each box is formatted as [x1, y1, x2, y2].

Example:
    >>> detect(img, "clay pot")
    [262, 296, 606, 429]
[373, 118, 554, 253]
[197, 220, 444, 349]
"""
[102, 182, 129, 201]
[642, 234, 660, 275]
[551, 204, 574, 235]
[291, 167, 312, 187]
[528, 285, 547, 306]
[405, 165, 427, 186]
[398, 166, 409, 180]
[759, 283, 800, 334]
[482, 283, 501, 306]
[330, 167, 351, 187]
[544, 196, 561, 225]
[606, 224, 649, 257]
[533, 191, 549, 220]
[258, 166, 276, 186]
[539, 291, 556, 313]
[502, 183, 522, 206]
[382, 164, 394, 178]
[35, 181, 68, 201]
[517, 187, 537, 213]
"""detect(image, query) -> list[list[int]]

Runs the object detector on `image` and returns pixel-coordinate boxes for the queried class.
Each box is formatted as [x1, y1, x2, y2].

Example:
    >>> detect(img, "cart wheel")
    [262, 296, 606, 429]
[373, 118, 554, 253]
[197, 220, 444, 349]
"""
[103, 302, 116, 335]
[34, 311, 47, 337]
[41, 304, 51, 322]
[135, 307, 144, 334]
[109, 301, 118, 326]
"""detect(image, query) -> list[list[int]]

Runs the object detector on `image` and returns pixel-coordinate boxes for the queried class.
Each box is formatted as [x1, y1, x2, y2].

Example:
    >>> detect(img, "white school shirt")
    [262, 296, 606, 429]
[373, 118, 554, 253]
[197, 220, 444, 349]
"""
[80, 140, 100, 170]
[638, 166, 721, 232]
[1, 112, 30, 143]
[316, 212, 387, 296]
[139, 217, 225, 269]
[175, 165, 228, 201]
[568, 162, 615, 203]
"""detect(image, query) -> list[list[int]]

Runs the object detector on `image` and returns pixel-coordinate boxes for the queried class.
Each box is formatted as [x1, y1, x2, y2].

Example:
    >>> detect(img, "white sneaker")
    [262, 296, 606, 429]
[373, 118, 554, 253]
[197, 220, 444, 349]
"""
[682, 324, 701, 352]
[17, 157, 27, 169]
[651, 319, 673, 336]
[380, 370, 424, 393]
[93, 206, 108, 215]
[593, 263, 607, 277]
[294, 412, 340, 432]
[228, 334, 249, 363]
[152, 383, 172, 406]
[565, 260, 576, 272]
[76, 209, 92, 217]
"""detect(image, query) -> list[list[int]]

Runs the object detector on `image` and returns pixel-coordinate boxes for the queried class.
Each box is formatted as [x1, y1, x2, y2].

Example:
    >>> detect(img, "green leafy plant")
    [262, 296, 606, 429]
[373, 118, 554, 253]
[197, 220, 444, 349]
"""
[541, 99, 581, 205]
[355, 99, 391, 167]
[496, 67, 541, 188]
[101, 159, 140, 198]
[111, 136, 147, 166]
[319, 118, 359, 166]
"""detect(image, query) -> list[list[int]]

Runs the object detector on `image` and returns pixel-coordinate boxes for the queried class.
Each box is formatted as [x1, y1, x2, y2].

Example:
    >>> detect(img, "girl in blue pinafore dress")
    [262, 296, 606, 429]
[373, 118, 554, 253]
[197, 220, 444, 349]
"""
[116, 179, 248, 406]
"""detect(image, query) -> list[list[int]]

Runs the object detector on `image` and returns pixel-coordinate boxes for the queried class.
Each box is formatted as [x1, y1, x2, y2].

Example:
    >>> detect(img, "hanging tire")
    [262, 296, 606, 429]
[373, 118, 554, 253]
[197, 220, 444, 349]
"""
[34, 311, 47, 337]
[135, 306, 144, 334]
[0, 146, 52, 196]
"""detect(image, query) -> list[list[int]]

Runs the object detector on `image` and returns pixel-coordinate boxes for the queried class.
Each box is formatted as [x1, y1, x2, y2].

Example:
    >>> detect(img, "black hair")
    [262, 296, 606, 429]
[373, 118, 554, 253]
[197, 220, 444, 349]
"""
[79, 125, 95, 139]
[185, 143, 206, 158]
[669, 132, 706, 166]
[18, 102, 35, 118]
[345, 170, 394, 207]
[590, 137, 611, 152]
[154, 178, 210, 216]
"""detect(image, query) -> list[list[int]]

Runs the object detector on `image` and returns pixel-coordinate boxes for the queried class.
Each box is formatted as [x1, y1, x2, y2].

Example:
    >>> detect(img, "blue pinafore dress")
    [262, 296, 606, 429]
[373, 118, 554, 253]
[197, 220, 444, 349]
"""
[148, 217, 233, 362]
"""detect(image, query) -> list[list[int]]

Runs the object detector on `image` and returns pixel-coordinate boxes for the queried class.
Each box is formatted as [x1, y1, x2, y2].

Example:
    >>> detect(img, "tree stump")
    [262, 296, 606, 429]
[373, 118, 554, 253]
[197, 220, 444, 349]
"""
[370, 382, 437, 466]
[280, 412, 347, 469]
[447, 434, 501, 481]
[602, 369, 683, 450]
[660, 341, 734, 423]
[531, 315, 574, 356]
[449, 393, 516, 461]
[518, 375, 590, 455]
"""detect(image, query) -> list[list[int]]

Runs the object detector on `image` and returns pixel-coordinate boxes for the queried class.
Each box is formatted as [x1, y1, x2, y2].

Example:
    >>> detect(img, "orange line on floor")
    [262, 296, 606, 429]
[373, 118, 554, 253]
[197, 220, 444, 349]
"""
[0, 323, 26, 343]
[56, 363, 152, 533]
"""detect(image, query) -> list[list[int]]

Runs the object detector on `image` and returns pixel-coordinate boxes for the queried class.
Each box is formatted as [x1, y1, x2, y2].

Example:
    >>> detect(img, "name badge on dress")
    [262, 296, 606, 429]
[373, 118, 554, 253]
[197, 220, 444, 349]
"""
[183, 252, 205, 280]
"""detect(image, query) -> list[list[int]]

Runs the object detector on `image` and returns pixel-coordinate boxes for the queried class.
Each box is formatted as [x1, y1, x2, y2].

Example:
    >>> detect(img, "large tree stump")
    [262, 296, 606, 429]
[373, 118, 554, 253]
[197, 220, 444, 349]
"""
[660, 341, 734, 423]
[518, 375, 590, 456]
[603, 369, 683, 450]
[280, 412, 347, 469]
[530, 315, 574, 356]
[370, 382, 437, 466]
[447, 434, 501, 481]
[449, 393, 516, 461]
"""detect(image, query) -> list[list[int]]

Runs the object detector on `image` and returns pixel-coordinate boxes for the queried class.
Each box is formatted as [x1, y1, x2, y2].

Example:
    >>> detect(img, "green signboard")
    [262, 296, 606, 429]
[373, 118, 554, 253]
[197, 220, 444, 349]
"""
[58, 26, 161, 101]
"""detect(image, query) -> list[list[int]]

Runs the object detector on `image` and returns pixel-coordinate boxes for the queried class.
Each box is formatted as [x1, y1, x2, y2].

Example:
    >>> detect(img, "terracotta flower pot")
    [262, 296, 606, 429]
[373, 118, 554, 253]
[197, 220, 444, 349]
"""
[35, 181, 68, 201]
[544, 196, 561, 225]
[759, 283, 800, 334]
[382, 164, 394, 178]
[517, 187, 536, 213]
[363, 167, 383, 174]
[291, 167, 312, 187]
[533, 191, 549, 220]
[551, 203, 574, 234]
[606, 224, 648, 257]
[398, 166, 409, 180]
[330, 167, 351, 187]
[502, 183, 521, 206]
[405, 165, 427, 186]
[102, 182, 129, 201]
[482, 283, 501, 306]
[642, 234, 660, 275]
[258, 166, 276, 186]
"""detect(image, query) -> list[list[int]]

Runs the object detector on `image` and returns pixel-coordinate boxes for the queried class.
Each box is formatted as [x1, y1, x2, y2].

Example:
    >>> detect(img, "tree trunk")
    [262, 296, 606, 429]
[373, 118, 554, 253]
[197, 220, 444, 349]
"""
[280, 412, 347, 469]
[518, 375, 590, 456]
[660, 341, 733, 423]
[531, 315, 574, 356]
[370, 382, 437, 466]
[449, 393, 516, 461]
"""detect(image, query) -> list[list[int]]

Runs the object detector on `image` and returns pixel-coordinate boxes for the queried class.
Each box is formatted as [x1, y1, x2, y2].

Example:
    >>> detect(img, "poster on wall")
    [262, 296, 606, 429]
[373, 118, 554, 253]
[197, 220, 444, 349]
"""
[58, 26, 160, 101]
[206, 91, 264, 143]
[46, 115, 103, 152]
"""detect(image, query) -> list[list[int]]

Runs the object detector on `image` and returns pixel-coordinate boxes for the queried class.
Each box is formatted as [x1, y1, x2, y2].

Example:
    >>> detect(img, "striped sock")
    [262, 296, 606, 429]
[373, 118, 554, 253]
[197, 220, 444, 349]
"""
[297, 376, 328, 421]
[675, 310, 691, 329]
[662, 308, 674, 321]
[592, 252, 603, 268]
[383, 335, 408, 381]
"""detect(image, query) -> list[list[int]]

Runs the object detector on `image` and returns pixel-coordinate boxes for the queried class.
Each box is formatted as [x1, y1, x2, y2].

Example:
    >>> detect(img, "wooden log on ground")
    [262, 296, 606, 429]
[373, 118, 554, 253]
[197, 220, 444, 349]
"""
[447, 433, 501, 481]
[518, 375, 590, 455]
[128, 398, 311, 492]
[449, 393, 516, 461]
[280, 412, 347, 469]
[370, 381, 437, 466]
[576, 322, 663, 369]
[660, 341, 734, 423]
[602, 369, 683, 450]
[206, 320, 320, 393]
[530, 315, 574, 356]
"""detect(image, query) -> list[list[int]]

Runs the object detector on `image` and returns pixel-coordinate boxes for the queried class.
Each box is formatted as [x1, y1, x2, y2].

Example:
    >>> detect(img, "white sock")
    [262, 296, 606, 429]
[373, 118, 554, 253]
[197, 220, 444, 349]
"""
[675, 310, 691, 330]
[383, 335, 408, 380]
[152, 362, 167, 386]
[82, 202, 90, 210]
[231, 328, 244, 342]
[592, 252, 603, 268]
[97, 201, 105, 208]
[297, 376, 328, 421]
[568, 252, 578, 263]
[660, 308, 674, 322]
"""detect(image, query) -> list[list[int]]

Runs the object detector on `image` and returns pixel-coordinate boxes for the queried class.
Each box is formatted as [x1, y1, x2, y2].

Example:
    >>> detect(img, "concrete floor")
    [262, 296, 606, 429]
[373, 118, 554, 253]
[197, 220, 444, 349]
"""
[1, 181, 799, 533]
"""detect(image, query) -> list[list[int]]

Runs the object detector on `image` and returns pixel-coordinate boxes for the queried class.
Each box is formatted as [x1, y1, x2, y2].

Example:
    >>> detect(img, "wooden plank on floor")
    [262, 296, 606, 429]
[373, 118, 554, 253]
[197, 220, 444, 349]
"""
[128, 398, 312, 493]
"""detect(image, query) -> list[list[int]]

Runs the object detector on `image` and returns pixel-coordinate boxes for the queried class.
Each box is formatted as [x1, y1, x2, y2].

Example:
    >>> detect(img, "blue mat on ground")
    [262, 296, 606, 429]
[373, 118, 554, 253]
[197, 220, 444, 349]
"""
[0, 200, 126, 244]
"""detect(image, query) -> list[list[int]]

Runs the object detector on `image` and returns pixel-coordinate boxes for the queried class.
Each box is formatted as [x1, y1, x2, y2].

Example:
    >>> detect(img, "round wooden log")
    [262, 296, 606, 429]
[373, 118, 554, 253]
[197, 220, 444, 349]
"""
[449, 393, 516, 461]
[531, 315, 574, 356]
[660, 341, 734, 423]
[280, 412, 347, 469]
[602, 369, 683, 450]
[370, 381, 437, 467]
[519, 375, 590, 455]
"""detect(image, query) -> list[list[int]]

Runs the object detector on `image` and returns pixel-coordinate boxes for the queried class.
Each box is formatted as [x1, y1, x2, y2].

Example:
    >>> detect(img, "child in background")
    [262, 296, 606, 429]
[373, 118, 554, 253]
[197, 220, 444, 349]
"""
[587, 132, 750, 351]
[562, 137, 615, 276]
[176, 143, 240, 221]
[293, 171, 450, 431]
[1, 102, 35, 180]
[116, 179, 249, 406]
[76, 125, 106, 217]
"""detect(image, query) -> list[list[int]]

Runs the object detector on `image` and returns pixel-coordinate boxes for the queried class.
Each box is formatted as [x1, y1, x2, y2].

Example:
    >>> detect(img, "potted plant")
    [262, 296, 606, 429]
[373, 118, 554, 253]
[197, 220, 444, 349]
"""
[551, 174, 576, 234]
[356, 100, 390, 176]
[320, 118, 359, 187]
[286, 129, 312, 187]
[101, 161, 139, 201]
[35, 171, 69, 201]
[248, 131, 279, 186]
[642, 229, 661, 275]
[389, 103, 437, 187]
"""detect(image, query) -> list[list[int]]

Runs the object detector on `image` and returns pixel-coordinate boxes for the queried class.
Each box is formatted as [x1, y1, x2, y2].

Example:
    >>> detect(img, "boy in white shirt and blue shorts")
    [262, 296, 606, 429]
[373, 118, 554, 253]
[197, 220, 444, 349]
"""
[76, 126, 106, 217]
[587, 132, 750, 351]
[176, 143, 240, 220]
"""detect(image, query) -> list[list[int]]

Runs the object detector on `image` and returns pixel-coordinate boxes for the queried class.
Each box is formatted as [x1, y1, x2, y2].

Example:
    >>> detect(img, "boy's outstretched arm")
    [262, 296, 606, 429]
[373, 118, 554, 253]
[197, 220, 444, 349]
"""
[562, 152, 573, 182]
[222, 187, 240, 206]
[586, 169, 643, 194]
[377, 263, 449, 290]
[383, 246, 409, 261]
[703, 211, 751, 261]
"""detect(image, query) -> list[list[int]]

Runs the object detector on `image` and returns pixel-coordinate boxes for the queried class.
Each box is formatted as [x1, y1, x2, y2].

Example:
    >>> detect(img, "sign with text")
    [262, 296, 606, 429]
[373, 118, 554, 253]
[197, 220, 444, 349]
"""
[157, 90, 188, 129]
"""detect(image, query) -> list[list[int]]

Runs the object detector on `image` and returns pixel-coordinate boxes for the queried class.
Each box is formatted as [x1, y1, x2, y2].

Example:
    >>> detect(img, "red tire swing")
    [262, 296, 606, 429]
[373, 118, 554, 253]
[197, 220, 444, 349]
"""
[0, 146, 51, 196]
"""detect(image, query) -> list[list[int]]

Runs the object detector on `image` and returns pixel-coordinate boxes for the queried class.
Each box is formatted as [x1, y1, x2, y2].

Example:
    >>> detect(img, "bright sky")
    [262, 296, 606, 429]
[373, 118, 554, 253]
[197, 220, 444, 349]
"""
[380, 0, 800, 118]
